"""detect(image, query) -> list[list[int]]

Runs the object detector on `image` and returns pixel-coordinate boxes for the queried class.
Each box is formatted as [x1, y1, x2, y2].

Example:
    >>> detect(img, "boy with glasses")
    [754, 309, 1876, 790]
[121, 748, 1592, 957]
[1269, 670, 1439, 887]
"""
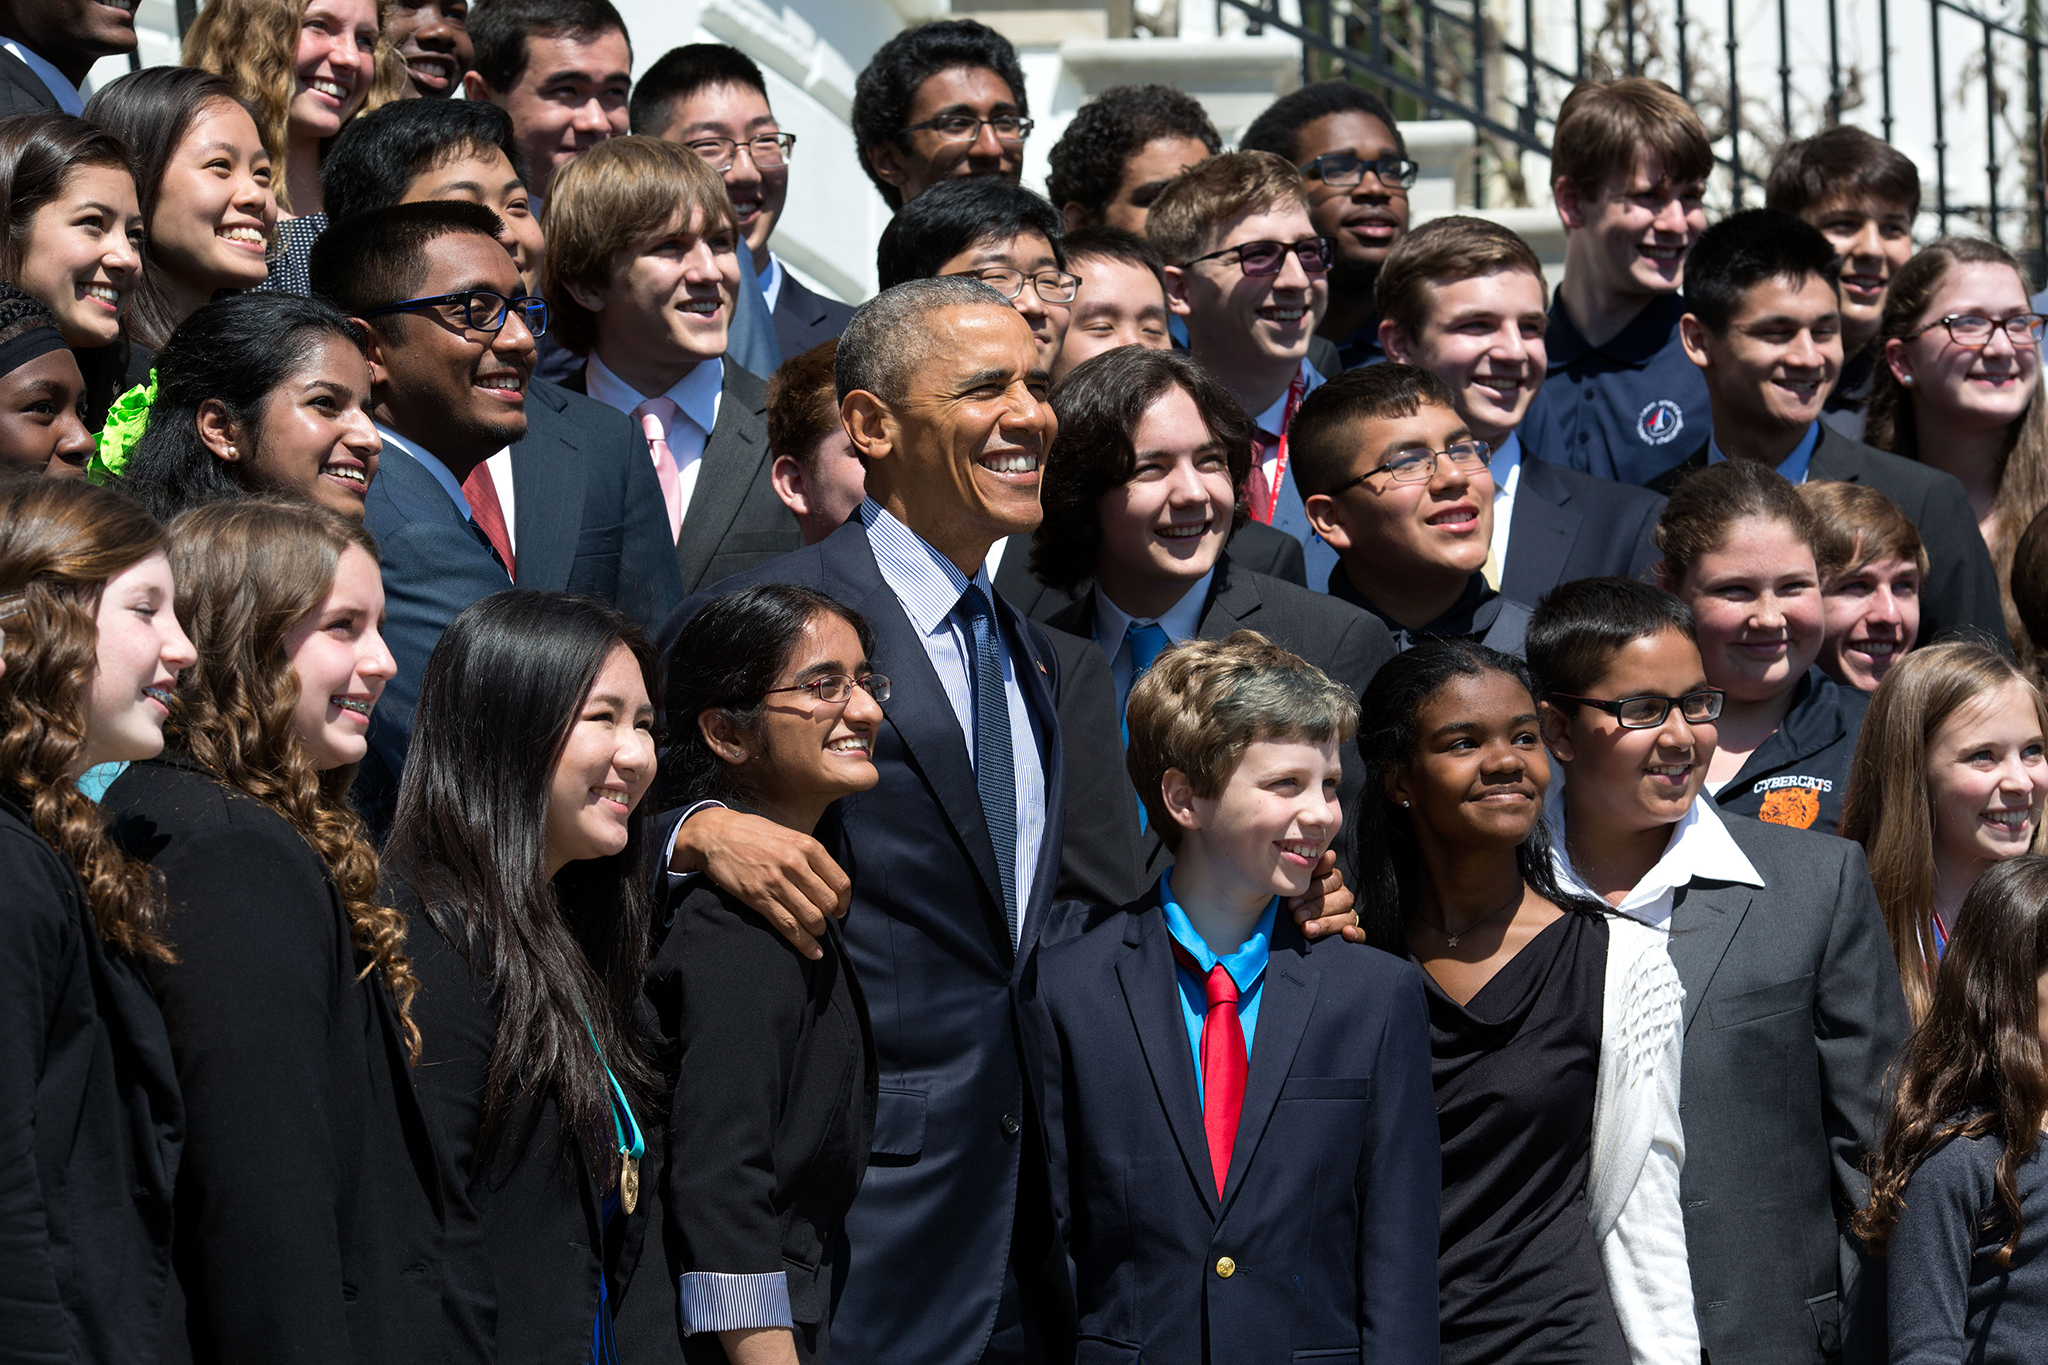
[852, 19, 1030, 211]
[1241, 81, 1415, 370]
[1653, 208, 2007, 652]
[1293, 363, 1533, 653]
[630, 42, 856, 359]
[1150, 151, 1340, 586]
[1515, 77, 1715, 486]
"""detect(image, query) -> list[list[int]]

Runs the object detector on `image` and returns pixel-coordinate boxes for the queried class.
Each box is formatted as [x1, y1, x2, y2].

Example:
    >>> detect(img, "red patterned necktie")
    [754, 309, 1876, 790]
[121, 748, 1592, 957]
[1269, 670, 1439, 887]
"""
[461, 464, 515, 579]
[1172, 940, 1247, 1197]
[1245, 431, 1277, 524]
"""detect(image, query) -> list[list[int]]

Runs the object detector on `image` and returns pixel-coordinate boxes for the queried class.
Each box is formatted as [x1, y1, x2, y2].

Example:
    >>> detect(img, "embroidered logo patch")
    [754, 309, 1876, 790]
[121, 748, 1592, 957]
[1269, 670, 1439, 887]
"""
[1751, 774, 1832, 829]
[1637, 399, 1685, 445]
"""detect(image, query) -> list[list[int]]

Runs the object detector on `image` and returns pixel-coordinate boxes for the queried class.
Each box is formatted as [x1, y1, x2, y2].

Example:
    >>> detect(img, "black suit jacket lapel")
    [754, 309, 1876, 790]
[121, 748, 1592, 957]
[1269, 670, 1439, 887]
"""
[1198, 553, 1259, 639]
[1115, 907, 1221, 1219]
[1647, 441, 1712, 496]
[1008, 600, 1065, 962]
[1807, 423, 1866, 483]
[1218, 922, 1316, 1216]
[509, 385, 584, 591]
[674, 365, 772, 590]
[1667, 883, 1755, 1033]
[1506, 461, 1582, 600]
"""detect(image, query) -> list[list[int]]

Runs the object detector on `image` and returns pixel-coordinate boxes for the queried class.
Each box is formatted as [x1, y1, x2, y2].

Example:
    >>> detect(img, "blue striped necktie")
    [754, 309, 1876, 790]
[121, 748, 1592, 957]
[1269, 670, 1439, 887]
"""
[957, 585, 1018, 943]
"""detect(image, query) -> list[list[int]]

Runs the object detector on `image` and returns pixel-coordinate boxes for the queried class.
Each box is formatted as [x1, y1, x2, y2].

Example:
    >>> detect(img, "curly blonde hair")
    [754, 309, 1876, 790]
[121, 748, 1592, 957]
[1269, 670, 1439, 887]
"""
[0, 480, 173, 961]
[165, 498, 419, 1057]
[182, 0, 407, 216]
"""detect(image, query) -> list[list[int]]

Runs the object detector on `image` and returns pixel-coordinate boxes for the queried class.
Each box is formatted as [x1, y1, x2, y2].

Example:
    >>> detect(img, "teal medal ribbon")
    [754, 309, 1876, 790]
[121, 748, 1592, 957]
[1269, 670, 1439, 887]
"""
[587, 1024, 645, 1214]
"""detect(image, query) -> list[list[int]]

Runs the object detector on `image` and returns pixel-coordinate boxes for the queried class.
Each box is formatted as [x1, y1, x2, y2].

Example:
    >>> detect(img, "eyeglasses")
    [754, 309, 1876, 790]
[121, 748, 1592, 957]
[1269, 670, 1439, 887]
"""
[949, 266, 1080, 304]
[899, 113, 1033, 144]
[1296, 152, 1420, 190]
[1547, 688, 1726, 729]
[1181, 236, 1336, 276]
[683, 132, 796, 172]
[760, 673, 891, 707]
[1910, 312, 2048, 347]
[1325, 439, 1493, 492]
[363, 289, 549, 337]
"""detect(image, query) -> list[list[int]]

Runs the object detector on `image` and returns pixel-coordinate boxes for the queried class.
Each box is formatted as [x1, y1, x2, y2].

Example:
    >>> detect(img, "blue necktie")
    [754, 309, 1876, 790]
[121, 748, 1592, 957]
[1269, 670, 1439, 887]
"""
[1122, 622, 1172, 831]
[958, 585, 1018, 943]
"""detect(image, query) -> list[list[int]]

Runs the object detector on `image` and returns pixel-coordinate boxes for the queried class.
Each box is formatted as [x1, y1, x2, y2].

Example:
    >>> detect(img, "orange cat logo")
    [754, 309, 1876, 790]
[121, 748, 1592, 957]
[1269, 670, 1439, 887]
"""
[1758, 786, 1820, 828]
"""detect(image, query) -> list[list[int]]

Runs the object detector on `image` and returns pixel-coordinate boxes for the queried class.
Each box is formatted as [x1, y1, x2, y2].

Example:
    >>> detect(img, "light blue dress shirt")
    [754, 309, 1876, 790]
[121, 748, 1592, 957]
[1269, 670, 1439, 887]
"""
[1159, 869, 1277, 1101]
[1708, 419, 1822, 485]
[375, 424, 475, 520]
[1090, 571, 1212, 718]
[860, 498, 1047, 938]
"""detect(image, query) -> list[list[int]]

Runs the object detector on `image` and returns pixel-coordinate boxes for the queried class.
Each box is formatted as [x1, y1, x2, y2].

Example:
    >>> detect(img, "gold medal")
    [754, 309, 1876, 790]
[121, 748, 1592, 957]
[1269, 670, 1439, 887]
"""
[620, 1151, 640, 1215]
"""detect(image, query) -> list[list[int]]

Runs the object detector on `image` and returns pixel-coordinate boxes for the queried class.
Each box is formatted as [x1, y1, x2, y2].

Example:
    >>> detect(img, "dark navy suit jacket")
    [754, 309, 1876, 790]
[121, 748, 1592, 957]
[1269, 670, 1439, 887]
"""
[658, 518, 1091, 1365]
[772, 270, 856, 361]
[1022, 893, 1440, 1365]
[358, 380, 685, 826]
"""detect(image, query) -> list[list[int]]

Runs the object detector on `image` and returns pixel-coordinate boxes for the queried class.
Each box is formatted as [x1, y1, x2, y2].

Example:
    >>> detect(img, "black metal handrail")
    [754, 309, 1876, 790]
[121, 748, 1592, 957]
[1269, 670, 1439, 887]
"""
[1219, 0, 2048, 271]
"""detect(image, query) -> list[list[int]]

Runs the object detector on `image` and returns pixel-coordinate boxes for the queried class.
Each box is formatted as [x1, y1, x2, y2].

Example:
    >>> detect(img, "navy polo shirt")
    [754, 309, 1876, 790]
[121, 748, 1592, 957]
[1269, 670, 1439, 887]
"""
[1518, 292, 1712, 486]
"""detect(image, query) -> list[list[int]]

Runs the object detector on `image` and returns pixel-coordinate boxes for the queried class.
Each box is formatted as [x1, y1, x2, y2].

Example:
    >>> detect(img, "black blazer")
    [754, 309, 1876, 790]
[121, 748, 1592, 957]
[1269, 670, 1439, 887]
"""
[1047, 553, 1397, 887]
[392, 874, 651, 1365]
[1664, 814, 1907, 1365]
[0, 793, 180, 1365]
[0, 45, 61, 118]
[772, 271, 856, 362]
[1652, 425, 2009, 652]
[657, 517, 1082, 1365]
[1499, 455, 1665, 607]
[102, 758, 487, 1365]
[1021, 894, 1441, 1364]
[1040, 624, 1149, 908]
[564, 360, 804, 595]
[633, 881, 876, 1364]
[995, 518, 1308, 624]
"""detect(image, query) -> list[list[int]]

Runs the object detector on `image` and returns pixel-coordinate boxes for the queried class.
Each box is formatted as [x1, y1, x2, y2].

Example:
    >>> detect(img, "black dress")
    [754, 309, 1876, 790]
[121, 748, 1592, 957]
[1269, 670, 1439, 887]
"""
[102, 757, 489, 1365]
[1424, 911, 1627, 1365]
[0, 792, 181, 1365]
[392, 874, 652, 1365]
[622, 880, 876, 1364]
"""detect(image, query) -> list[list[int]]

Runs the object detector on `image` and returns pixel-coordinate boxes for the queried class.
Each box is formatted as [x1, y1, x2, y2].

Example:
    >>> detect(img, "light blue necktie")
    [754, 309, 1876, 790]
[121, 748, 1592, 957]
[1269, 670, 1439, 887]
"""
[958, 585, 1018, 943]
[1122, 622, 1172, 831]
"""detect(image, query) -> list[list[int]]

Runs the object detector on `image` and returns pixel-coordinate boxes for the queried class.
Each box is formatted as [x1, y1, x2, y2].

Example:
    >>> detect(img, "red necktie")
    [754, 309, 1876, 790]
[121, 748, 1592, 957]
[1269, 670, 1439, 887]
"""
[1173, 941, 1248, 1197]
[461, 464, 515, 579]
[1245, 431, 1277, 524]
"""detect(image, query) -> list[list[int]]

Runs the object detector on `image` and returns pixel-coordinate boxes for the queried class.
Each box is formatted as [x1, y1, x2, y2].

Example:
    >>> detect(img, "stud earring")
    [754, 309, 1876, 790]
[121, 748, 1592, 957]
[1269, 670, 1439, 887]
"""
[1901, 376, 1914, 387]
[224, 444, 238, 458]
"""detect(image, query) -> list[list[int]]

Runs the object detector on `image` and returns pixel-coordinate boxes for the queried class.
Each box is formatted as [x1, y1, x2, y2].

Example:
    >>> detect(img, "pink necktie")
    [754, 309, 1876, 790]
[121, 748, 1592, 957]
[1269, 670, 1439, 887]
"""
[633, 396, 685, 541]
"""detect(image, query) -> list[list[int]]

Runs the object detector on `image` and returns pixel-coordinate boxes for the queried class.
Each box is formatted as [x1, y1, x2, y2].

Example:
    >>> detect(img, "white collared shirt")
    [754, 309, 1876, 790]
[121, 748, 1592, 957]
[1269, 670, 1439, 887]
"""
[0, 40, 82, 114]
[585, 350, 725, 528]
[376, 424, 474, 520]
[860, 498, 1047, 940]
[1549, 786, 1765, 929]
[1092, 572, 1213, 716]
[1253, 358, 1333, 588]
[1487, 429, 1524, 574]
[1708, 420, 1822, 485]
[760, 253, 784, 313]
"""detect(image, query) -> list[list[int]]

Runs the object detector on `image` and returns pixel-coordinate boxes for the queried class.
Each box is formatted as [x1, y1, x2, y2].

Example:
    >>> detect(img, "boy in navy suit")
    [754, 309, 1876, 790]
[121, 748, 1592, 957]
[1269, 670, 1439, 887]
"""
[1025, 632, 1439, 1364]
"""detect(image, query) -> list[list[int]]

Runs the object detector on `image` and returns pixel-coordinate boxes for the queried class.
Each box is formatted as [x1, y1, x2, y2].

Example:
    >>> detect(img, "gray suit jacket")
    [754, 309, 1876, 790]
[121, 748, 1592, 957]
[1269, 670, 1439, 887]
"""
[1667, 813, 1906, 1365]
[1499, 455, 1665, 607]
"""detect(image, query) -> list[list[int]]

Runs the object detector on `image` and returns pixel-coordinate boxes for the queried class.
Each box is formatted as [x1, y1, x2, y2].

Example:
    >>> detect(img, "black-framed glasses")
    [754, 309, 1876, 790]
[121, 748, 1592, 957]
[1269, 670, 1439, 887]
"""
[1548, 688, 1725, 729]
[363, 289, 549, 337]
[949, 266, 1080, 304]
[899, 113, 1033, 143]
[1909, 312, 2048, 347]
[683, 131, 796, 172]
[1325, 440, 1492, 492]
[760, 673, 891, 706]
[1181, 236, 1335, 277]
[1296, 152, 1420, 190]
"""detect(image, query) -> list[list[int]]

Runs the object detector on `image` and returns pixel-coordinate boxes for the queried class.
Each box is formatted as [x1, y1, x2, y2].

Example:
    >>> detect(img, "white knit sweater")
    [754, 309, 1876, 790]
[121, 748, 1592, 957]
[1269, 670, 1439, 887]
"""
[1586, 912, 1698, 1365]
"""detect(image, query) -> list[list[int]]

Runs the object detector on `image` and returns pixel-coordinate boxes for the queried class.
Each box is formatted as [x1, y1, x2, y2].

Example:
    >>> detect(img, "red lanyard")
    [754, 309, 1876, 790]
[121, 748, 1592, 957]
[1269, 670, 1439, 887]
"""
[1260, 368, 1310, 525]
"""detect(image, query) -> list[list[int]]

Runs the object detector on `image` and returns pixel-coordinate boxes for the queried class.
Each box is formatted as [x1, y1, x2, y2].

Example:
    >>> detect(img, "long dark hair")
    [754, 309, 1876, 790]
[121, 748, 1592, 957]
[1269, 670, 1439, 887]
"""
[119, 293, 367, 523]
[661, 583, 875, 811]
[1857, 854, 2048, 1260]
[1354, 638, 1597, 951]
[0, 113, 136, 424]
[84, 67, 268, 352]
[384, 592, 660, 1188]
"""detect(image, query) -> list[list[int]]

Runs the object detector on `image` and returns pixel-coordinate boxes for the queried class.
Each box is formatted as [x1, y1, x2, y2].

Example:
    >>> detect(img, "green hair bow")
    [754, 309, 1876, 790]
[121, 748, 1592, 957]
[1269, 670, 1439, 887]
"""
[89, 371, 156, 485]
